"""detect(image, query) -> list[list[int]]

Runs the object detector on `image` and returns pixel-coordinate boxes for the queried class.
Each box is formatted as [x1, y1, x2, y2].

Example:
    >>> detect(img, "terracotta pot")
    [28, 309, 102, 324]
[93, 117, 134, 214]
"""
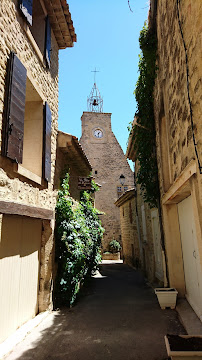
[155, 288, 178, 309]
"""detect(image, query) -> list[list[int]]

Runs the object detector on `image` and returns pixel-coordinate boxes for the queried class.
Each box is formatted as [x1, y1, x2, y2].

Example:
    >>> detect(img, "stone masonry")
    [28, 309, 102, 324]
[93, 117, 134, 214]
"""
[80, 111, 134, 251]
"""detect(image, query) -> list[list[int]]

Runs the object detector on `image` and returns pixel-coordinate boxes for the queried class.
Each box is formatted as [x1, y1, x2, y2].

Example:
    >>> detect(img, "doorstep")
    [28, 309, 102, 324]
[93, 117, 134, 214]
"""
[176, 298, 202, 335]
[0, 311, 50, 359]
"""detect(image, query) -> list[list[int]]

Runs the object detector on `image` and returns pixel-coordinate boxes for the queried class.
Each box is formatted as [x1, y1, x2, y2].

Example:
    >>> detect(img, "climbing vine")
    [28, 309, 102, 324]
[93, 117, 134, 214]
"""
[130, 22, 159, 207]
[55, 174, 104, 306]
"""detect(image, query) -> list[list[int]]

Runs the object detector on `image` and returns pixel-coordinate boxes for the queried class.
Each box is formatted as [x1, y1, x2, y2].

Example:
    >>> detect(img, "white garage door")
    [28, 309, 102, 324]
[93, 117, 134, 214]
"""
[0, 215, 42, 343]
[178, 196, 202, 320]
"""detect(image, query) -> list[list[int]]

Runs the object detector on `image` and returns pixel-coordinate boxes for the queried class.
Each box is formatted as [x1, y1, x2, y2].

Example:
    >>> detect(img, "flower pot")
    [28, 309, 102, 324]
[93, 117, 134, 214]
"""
[165, 334, 202, 360]
[155, 288, 178, 309]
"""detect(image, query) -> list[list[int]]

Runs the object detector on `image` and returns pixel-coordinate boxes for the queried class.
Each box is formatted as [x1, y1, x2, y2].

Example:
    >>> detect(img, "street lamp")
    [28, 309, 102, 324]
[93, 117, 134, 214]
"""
[119, 174, 125, 186]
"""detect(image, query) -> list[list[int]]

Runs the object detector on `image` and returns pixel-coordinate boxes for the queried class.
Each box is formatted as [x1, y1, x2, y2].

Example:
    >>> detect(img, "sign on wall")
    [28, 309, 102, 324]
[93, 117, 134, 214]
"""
[78, 177, 92, 190]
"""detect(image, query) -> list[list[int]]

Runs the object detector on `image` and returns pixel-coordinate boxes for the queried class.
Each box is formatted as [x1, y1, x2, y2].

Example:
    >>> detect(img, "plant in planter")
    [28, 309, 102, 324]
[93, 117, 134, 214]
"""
[102, 240, 121, 260]
[165, 334, 202, 360]
[155, 288, 178, 309]
[109, 239, 121, 253]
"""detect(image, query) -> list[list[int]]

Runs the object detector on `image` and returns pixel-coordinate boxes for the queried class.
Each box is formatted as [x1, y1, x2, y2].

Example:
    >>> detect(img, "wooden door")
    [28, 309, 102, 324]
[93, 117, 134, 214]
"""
[178, 196, 202, 320]
[0, 215, 42, 343]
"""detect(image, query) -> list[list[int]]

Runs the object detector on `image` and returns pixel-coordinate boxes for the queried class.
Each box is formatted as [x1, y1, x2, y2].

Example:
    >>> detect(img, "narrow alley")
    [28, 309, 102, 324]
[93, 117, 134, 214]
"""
[4, 261, 185, 360]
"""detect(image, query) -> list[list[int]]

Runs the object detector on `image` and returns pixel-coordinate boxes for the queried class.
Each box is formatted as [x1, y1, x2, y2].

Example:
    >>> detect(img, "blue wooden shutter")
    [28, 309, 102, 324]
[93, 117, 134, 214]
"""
[19, 0, 33, 26]
[2, 52, 26, 163]
[45, 16, 51, 68]
[43, 102, 51, 182]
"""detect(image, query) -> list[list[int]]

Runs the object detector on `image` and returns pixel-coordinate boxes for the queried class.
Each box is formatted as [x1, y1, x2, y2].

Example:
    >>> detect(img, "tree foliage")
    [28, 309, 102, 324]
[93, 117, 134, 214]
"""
[55, 174, 104, 306]
[131, 23, 159, 207]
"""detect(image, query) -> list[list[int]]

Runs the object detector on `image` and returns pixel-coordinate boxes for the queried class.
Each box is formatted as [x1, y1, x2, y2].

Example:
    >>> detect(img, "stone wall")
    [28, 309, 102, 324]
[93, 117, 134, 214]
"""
[153, 0, 202, 301]
[154, 0, 202, 197]
[0, 0, 60, 313]
[117, 193, 140, 267]
[80, 112, 134, 251]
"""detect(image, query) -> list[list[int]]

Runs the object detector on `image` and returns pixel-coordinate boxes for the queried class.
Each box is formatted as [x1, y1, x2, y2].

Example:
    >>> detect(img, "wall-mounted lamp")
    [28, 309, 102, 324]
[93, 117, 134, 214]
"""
[119, 174, 125, 186]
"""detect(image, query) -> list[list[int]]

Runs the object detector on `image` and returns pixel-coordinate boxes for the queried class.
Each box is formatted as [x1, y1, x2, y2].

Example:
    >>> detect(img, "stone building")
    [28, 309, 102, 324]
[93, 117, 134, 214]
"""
[55, 131, 92, 201]
[80, 83, 134, 251]
[115, 189, 140, 267]
[151, 0, 202, 321]
[125, 127, 164, 284]
[0, 0, 76, 343]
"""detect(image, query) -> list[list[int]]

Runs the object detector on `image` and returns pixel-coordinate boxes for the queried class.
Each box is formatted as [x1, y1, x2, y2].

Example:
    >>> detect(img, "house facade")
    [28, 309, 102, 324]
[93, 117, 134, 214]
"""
[151, 0, 202, 320]
[0, 0, 76, 343]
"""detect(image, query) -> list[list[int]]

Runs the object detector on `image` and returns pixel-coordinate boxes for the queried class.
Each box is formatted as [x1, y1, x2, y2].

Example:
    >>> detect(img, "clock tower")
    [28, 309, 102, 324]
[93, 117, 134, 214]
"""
[80, 81, 134, 252]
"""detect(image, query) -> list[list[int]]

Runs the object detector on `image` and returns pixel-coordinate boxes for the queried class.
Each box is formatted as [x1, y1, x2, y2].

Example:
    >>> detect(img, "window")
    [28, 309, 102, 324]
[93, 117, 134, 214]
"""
[124, 186, 128, 192]
[2, 52, 51, 182]
[19, 0, 51, 68]
[117, 186, 122, 193]
[95, 170, 97, 175]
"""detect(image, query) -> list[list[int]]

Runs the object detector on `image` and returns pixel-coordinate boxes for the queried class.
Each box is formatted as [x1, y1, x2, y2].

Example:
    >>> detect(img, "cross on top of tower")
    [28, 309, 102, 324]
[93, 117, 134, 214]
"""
[91, 67, 100, 84]
[87, 68, 103, 113]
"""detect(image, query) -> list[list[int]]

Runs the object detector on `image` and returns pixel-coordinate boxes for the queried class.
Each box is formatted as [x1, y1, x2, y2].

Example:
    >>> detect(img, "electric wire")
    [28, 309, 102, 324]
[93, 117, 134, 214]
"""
[176, 0, 202, 174]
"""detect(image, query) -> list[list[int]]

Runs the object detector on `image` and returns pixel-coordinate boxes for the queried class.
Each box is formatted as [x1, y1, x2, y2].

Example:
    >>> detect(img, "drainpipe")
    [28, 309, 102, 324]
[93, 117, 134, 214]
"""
[157, 196, 169, 287]
[133, 162, 144, 268]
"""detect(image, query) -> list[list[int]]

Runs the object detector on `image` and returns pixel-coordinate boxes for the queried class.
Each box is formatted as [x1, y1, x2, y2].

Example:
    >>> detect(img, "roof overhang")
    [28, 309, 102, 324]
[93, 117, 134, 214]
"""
[57, 131, 92, 174]
[115, 188, 136, 207]
[44, 0, 77, 49]
[126, 117, 137, 161]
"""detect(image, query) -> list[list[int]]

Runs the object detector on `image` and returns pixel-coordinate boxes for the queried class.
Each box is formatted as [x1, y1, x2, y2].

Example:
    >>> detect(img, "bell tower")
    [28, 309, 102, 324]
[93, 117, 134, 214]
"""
[80, 76, 134, 252]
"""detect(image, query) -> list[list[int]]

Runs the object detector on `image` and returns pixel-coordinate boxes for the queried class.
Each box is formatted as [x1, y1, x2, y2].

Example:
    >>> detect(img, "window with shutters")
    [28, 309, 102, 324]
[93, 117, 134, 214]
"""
[19, 0, 51, 68]
[2, 52, 52, 184]
[28, 0, 46, 55]
[22, 77, 44, 178]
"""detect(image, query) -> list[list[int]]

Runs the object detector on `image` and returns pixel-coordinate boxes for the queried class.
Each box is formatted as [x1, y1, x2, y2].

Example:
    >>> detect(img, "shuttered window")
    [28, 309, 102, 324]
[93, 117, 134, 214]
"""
[45, 16, 51, 68]
[19, 0, 33, 26]
[2, 52, 27, 164]
[43, 103, 52, 182]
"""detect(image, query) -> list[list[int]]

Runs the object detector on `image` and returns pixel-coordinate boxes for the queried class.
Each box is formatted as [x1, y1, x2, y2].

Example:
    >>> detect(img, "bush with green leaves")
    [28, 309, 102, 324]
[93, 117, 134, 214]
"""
[109, 239, 121, 253]
[55, 174, 104, 306]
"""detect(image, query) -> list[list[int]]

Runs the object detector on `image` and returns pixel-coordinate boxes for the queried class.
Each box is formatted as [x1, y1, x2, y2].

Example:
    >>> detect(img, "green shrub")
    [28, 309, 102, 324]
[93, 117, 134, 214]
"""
[55, 173, 104, 306]
[109, 240, 121, 253]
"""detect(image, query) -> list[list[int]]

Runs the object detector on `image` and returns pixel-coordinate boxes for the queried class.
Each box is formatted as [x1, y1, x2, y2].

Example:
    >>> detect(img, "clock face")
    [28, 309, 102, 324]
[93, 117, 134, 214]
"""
[93, 129, 103, 138]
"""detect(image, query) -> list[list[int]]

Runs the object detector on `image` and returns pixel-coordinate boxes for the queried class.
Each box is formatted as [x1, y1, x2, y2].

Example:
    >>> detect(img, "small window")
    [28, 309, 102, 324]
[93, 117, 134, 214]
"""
[95, 170, 97, 175]
[124, 186, 128, 192]
[122, 207, 124, 217]
[117, 186, 122, 193]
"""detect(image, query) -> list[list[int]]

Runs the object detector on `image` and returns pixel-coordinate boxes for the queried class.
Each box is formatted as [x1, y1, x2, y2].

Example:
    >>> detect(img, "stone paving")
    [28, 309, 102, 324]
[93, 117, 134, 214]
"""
[4, 261, 186, 360]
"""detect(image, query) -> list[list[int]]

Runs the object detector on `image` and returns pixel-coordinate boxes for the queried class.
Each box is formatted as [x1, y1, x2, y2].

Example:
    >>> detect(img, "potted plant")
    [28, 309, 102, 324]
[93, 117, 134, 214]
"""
[155, 288, 178, 309]
[165, 334, 202, 359]
[102, 240, 121, 260]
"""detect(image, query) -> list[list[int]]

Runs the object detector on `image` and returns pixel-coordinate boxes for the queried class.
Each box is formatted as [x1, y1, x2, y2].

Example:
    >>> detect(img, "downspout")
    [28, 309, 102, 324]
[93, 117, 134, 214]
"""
[133, 162, 144, 268]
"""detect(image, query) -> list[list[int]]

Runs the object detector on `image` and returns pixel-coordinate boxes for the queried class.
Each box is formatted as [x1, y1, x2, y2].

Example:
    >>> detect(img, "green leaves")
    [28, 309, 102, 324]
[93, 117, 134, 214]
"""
[55, 174, 104, 306]
[132, 22, 159, 207]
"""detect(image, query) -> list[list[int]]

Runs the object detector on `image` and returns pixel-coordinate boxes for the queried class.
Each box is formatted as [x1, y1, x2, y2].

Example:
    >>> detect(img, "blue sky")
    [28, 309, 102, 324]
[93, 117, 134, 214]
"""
[58, 1, 149, 159]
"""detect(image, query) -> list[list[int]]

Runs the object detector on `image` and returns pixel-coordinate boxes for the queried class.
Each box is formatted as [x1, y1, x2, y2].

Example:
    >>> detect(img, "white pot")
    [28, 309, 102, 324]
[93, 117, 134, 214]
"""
[155, 288, 178, 309]
[165, 335, 202, 360]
